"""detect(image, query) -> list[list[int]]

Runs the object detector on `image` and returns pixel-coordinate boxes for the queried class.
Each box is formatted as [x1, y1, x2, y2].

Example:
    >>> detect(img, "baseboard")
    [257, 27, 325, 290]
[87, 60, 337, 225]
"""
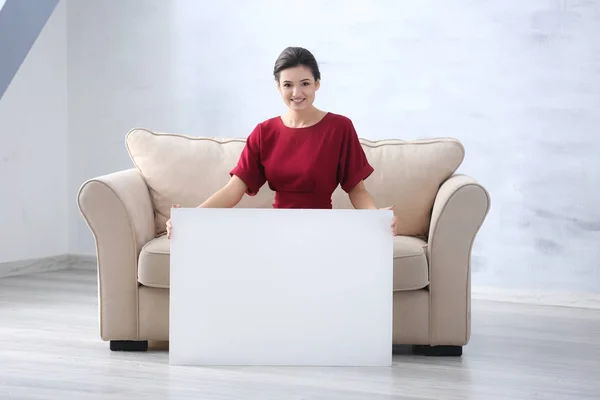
[68, 254, 97, 270]
[0, 253, 96, 278]
[472, 286, 600, 310]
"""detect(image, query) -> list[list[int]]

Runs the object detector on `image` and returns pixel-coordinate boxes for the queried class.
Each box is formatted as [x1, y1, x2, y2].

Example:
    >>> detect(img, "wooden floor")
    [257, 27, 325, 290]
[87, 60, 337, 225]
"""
[0, 269, 599, 400]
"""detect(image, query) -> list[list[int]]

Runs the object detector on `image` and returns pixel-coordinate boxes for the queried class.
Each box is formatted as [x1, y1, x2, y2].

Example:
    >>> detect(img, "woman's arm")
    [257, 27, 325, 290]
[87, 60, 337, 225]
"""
[348, 180, 397, 235]
[348, 180, 377, 209]
[166, 175, 248, 239]
[198, 175, 248, 208]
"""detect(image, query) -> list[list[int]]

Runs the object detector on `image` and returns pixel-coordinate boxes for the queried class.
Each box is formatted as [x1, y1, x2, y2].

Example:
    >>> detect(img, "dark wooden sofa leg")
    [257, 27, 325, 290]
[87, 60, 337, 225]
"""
[412, 345, 463, 356]
[110, 340, 148, 351]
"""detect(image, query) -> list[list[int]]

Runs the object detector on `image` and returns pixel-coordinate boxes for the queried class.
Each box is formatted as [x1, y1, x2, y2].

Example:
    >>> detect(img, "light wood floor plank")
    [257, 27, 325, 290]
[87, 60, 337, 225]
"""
[1, 269, 599, 399]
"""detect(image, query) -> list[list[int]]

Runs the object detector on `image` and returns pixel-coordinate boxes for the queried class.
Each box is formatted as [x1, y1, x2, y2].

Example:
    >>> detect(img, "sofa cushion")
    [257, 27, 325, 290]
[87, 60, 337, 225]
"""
[126, 128, 463, 237]
[332, 137, 464, 237]
[393, 236, 429, 291]
[137, 235, 429, 291]
[138, 236, 170, 289]
[126, 128, 275, 235]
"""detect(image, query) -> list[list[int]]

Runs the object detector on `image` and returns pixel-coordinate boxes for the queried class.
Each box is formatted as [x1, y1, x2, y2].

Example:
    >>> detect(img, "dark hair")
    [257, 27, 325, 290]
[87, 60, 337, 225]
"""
[273, 47, 321, 82]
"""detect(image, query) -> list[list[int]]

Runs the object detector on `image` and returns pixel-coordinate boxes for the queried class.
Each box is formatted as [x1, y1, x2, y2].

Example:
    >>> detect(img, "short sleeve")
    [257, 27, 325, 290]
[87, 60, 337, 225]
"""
[338, 120, 374, 193]
[230, 124, 267, 196]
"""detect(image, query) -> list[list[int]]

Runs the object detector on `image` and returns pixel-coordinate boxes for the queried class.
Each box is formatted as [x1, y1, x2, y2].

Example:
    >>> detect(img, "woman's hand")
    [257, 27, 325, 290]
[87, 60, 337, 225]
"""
[347, 182, 397, 235]
[380, 205, 397, 236]
[166, 204, 180, 239]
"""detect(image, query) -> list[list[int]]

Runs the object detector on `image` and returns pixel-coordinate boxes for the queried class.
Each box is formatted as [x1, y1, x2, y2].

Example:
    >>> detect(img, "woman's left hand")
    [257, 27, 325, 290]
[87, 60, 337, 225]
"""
[380, 205, 397, 236]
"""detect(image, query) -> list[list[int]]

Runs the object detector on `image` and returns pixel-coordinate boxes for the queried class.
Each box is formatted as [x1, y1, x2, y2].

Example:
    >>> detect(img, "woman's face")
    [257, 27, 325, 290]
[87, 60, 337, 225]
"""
[277, 65, 320, 112]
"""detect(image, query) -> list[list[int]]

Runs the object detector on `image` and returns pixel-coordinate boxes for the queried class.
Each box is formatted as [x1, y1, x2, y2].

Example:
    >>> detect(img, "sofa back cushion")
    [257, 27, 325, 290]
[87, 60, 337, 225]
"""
[126, 128, 464, 237]
[332, 138, 464, 236]
[126, 129, 275, 235]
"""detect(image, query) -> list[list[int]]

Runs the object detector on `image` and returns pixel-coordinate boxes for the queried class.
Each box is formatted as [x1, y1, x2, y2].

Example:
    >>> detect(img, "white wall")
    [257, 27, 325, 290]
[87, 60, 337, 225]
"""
[0, 0, 67, 263]
[67, 0, 600, 293]
[67, 0, 177, 256]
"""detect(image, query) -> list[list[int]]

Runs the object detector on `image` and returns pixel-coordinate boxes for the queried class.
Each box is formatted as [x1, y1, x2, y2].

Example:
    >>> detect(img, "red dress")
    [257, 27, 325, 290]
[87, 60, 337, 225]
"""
[230, 112, 374, 209]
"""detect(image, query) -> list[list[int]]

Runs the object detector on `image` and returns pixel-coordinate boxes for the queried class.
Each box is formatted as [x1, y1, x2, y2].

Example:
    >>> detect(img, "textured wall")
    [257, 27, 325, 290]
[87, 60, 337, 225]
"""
[67, 0, 600, 292]
[0, 0, 67, 262]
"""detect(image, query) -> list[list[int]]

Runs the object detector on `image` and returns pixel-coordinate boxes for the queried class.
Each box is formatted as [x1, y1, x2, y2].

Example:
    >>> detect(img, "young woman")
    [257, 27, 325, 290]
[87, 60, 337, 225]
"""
[167, 46, 396, 239]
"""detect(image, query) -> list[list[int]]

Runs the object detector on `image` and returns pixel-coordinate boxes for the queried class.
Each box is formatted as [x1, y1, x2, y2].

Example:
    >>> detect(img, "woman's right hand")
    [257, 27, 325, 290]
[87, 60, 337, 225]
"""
[166, 204, 180, 239]
[166, 176, 248, 239]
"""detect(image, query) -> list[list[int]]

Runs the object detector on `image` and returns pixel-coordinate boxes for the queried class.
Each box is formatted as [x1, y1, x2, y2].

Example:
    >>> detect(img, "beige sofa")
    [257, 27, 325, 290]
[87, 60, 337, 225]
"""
[77, 127, 490, 356]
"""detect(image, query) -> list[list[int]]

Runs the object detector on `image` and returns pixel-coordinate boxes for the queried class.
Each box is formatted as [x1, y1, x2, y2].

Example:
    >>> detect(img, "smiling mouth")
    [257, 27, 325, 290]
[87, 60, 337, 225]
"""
[291, 98, 305, 103]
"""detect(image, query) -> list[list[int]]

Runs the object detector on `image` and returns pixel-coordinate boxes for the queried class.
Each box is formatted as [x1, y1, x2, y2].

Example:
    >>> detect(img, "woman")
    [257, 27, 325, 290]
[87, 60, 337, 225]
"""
[167, 46, 396, 239]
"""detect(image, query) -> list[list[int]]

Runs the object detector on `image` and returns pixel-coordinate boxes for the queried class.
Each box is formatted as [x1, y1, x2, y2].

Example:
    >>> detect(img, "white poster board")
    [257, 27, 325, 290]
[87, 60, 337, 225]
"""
[169, 208, 394, 366]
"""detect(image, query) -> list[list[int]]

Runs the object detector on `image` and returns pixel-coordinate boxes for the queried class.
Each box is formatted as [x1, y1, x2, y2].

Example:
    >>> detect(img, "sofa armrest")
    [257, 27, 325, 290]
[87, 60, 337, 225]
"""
[427, 174, 491, 346]
[77, 168, 155, 341]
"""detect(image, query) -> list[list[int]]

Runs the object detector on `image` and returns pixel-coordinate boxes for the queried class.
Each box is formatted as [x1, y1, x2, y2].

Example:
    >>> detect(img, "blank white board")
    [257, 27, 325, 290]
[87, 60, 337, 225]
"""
[169, 207, 394, 366]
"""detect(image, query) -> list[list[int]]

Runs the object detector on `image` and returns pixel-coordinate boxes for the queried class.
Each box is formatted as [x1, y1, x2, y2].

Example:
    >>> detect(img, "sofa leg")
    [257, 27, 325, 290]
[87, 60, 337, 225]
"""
[412, 345, 463, 357]
[110, 340, 148, 352]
